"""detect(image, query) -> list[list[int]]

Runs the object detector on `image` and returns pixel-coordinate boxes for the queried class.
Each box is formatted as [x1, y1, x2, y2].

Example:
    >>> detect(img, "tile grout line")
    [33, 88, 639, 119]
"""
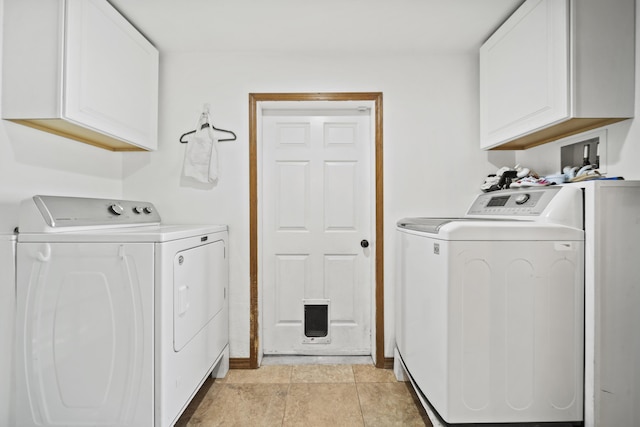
[352, 366, 367, 426]
[276, 365, 292, 426]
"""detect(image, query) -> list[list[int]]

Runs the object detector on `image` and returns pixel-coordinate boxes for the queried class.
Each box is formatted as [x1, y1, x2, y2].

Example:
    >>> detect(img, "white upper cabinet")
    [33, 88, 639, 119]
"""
[2, 0, 159, 151]
[480, 0, 635, 150]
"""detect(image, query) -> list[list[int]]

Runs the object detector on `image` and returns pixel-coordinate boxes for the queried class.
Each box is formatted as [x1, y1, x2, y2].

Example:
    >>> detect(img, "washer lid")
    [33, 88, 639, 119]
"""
[397, 217, 513, 234]
[398, 218, 583, 241]
[397, 218, 462, 234]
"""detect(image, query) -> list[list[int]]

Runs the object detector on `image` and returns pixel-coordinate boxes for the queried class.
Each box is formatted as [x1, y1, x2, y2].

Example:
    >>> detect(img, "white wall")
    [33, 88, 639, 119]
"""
[0, 0, 124, 233]
[122, 51, 513, 358]
[0, 119, 125, 230]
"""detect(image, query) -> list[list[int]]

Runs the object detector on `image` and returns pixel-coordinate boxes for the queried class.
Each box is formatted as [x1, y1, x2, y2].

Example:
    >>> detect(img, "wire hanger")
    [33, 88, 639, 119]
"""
[179, 104, 237, 143]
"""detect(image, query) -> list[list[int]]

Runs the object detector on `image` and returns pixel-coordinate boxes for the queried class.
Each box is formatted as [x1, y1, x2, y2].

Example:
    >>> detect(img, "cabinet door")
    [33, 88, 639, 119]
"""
[480, 0, 569, 150]
[64, 0, 159, 150]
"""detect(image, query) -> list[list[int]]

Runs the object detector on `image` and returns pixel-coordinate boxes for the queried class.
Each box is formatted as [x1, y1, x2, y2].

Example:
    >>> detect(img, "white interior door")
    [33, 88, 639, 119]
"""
[261, 108, 373, 355]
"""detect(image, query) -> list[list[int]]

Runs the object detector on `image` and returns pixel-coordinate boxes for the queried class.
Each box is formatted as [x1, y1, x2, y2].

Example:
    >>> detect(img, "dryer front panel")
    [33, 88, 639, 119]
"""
[16, 242, 154, 427]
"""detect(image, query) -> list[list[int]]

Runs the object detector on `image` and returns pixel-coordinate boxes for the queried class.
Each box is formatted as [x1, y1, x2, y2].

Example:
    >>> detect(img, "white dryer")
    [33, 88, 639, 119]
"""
[16, 195, 229, 427]
[395, 186, 585, 424]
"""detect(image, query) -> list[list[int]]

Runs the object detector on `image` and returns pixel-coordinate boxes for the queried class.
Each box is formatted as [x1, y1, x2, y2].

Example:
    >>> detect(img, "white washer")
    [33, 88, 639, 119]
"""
[395, 186, 584, 424]
[15, 195, 229, 427]
[0, 232, 16, 427]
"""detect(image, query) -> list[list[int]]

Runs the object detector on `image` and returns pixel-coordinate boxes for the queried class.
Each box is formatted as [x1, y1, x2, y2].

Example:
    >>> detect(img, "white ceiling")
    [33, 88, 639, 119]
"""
[108, 0, 524, 54]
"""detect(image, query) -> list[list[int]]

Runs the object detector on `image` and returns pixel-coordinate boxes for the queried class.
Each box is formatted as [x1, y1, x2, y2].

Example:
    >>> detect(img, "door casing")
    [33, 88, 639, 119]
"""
[248, 92, 385, 368]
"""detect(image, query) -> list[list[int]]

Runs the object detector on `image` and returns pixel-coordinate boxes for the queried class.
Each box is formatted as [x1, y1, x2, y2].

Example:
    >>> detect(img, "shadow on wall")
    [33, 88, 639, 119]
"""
[487, 150, 516, 171]
[0, 201, 19, 233]
[3, 122, 123, 180]
[603, 120, 633, 169]
[122, 151, 152, 179]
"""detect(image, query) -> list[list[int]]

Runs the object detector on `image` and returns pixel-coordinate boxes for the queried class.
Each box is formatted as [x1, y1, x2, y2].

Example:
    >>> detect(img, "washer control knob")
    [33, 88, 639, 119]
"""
[515, 194, 530, 205]
[143, 206, 154, 214]
[109, 203, 125, 215]
[133, 206, 144, 214]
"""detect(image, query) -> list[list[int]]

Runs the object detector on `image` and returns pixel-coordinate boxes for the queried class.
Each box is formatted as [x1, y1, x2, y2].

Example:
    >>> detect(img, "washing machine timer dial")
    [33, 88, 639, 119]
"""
[515, 193, 530, 205]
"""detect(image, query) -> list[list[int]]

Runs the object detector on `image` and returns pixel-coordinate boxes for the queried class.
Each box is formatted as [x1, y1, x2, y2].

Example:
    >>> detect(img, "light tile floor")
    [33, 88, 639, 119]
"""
[176, 364, 432, 426]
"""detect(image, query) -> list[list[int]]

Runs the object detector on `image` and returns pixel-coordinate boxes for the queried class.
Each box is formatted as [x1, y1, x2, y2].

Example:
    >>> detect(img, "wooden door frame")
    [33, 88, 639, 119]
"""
[248, 92, 386, 369]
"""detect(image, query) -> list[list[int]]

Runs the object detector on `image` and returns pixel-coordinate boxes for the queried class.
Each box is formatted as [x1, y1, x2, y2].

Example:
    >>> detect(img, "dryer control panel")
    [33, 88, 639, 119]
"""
[19, 195, 161, 232]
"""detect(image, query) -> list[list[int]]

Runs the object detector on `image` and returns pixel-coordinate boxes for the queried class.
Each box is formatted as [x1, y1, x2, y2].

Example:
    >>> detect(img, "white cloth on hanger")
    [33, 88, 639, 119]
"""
[183, 113, 219, 183]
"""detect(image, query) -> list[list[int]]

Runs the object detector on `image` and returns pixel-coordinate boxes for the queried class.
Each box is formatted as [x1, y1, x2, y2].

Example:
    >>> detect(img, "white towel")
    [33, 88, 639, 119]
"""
[183, 122, 218, 183]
